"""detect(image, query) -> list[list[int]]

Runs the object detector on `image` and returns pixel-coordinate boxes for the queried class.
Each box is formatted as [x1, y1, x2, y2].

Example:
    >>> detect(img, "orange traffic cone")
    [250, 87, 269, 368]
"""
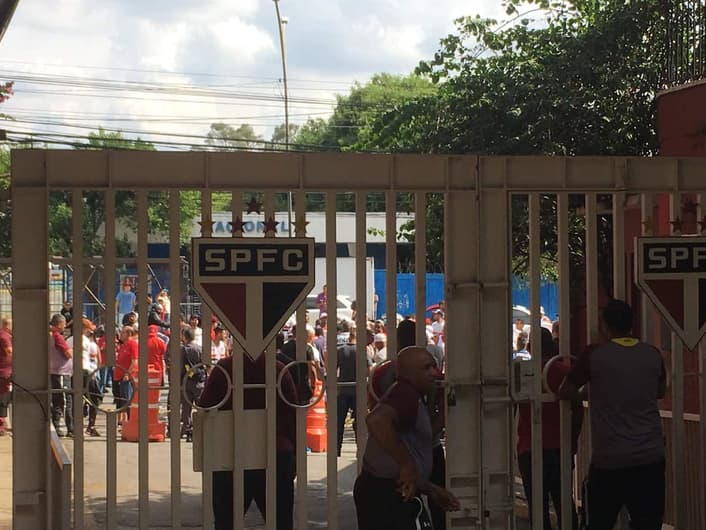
[306, 378, 327, 452]
[121, 364, 166, 442]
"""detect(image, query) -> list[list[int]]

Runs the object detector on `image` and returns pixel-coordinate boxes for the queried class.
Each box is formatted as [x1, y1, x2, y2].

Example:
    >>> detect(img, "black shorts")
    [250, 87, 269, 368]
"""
[354, 470, 432, 530]
[585, 460, 665, 530]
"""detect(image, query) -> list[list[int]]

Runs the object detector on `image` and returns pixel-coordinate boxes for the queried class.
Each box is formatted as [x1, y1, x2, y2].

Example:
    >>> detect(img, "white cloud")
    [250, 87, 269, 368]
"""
[0, 0, 502, 144]
[210, 17, 275, 62]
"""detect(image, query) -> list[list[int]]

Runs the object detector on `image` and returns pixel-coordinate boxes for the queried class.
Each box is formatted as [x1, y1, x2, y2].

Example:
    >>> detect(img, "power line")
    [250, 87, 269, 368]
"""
[4, 128, 350, 153]
[0, 58, 360, 87]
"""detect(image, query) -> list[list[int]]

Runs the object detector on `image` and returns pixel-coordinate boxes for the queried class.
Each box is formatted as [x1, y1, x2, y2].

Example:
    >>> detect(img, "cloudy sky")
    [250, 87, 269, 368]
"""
[0, 0, 502, 148]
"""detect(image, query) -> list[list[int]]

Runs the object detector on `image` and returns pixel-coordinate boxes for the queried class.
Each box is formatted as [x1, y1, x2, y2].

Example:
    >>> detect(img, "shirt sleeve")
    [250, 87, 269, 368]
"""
[130, 341, 139, 361]
[566, 344, 595, 387]
[53, 332, 71, 355]
[381, 381, 419, 429]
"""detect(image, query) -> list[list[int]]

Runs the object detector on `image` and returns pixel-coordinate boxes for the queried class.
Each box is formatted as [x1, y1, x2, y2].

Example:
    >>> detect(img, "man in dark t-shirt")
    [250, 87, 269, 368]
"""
[199, 352, 297, 530]
[354, 346, 459, 530]
[336, 324, 371, 456]
[560, 299, 666, 530]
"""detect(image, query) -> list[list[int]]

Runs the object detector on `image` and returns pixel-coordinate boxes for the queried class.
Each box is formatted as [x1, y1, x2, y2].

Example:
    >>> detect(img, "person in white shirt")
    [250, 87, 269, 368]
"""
[211, 324, 227, 364]
[373, 333, 387, 364]
[431, 310, 445, 352]
[68, 317, 102, 436]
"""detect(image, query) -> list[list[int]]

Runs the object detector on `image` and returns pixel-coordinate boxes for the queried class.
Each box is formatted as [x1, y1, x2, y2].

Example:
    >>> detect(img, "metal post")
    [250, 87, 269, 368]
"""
[71, 190, 85, 530]
[272, 0, 293, 236]
[669, 191, 687, 530]
[557, 192, 573, 530]
[12, 160, 50, 529]
[136, 190, 150, 530]
[528, 193, 543, 530]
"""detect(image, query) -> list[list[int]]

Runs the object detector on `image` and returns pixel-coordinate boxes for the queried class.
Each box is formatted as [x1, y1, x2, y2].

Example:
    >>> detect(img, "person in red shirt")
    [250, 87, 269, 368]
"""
[516, 327, 584, 530]
[49, 314, 73, 436]
[147, 325, 167, 385]
[0, 317, 12, 436]
[114, 325, 138, 423]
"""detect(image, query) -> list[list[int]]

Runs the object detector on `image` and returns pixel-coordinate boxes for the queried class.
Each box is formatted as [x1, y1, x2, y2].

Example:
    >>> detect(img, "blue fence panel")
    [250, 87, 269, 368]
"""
[510, 277, 559, 320]
[374, 272, 558, 321]
[374, 271, 445, 320]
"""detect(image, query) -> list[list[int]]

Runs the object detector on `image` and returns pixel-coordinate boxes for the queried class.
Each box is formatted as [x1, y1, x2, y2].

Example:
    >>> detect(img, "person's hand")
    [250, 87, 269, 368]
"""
[429, 484, 461, 511]
[397, 460, 418, 500]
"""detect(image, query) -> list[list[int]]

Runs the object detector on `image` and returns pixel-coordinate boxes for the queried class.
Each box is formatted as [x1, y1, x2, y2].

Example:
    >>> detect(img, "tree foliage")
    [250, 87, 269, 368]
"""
[205, 123, 264, 150]
[47, 129, 201, 257]
[300, 1, 669, 275]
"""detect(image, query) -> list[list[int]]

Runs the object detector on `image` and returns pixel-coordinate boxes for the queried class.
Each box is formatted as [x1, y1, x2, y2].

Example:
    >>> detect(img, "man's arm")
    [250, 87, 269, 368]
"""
[558, 346, 592, 401]
[54, 333, 73, 359]
[366, 403, 418, 499]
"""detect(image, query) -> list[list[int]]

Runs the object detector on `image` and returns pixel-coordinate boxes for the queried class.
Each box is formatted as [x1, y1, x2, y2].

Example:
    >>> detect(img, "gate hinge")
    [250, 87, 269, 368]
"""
[446, 281, 509, 298]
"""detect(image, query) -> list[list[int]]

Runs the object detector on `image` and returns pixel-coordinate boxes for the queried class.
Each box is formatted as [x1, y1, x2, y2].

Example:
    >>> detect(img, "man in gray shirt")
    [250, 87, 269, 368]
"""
[354, 346, 459, 530]
[560, 299, 666, 530]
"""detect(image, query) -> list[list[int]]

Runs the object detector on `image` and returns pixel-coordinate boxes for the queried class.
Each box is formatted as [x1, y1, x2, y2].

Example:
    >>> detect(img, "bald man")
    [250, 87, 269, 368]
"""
[354, 347, 459, 530]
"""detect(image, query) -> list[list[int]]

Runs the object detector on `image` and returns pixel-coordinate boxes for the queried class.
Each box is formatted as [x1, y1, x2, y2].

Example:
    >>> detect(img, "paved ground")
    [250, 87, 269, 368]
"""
[0, 407, 534, 529]
[0, 412, 361, 530]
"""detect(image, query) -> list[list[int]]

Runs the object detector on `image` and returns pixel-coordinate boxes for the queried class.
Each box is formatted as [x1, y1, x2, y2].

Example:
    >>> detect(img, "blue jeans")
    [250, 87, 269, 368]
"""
[98, 366, 113, 393]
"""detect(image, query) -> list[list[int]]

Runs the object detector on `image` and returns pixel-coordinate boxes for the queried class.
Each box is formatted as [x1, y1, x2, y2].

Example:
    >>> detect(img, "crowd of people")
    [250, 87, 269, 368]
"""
[42, 282, 668, 530]
[47, 280, 235, 441]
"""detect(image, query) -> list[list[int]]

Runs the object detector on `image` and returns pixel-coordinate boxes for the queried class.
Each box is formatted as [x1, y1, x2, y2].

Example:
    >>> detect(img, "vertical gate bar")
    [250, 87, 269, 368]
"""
[71, 190, 85, 530]
[613, 192, 631, 530]
[200, 188, 214, 530]
[232, 339, 246, 530]
[585, 194, 599, 344]
[613, 192, 626, 300]
[669, 191, 687, 530]
[528, 193, 544, 530]
[557, 192, 573, 530]
[701, 332, 706, 530]
[700, 191, 706, 530]
[136, 190, 150, 530]
[325, 191, 339, 530]
[640, 194, 655, 344]
[263, 191, 278, 530]
[477, 179, 512, 529]
[385, 190, 398, 357]
[11, 181, 50, 529]
[584, 193, 599, 528]
[168, 190, 182, 530]
[355, 191, 368, 466]
[231, 189, 246, 530]
[414, 192, 427, 344]
[294, 189, 309, 528]
[104, 189, 118, 530]
[443, 166, 481, 528]
[509, 191, 518, 530]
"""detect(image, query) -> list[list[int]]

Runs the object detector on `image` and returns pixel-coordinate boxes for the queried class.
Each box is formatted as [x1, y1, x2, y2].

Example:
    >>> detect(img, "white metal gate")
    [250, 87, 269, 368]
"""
[10, 150, 705, 529]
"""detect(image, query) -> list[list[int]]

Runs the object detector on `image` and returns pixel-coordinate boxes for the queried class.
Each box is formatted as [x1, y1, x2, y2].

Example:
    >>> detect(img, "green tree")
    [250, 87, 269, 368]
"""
[0, 148, 10, 258]
[205, 123, 263, 150]
[47, 129, 201, 257]
[268, 123, 300, 150]
[291, 118, 329, 150]
[352, 0, 670, 274]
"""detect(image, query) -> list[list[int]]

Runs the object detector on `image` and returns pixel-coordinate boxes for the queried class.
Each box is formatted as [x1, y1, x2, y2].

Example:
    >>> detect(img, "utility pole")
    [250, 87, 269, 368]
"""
[273, 0, 293, 235]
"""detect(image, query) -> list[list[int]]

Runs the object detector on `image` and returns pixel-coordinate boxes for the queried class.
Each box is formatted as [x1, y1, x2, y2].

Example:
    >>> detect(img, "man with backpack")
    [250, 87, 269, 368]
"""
[179, 326, 205, 442]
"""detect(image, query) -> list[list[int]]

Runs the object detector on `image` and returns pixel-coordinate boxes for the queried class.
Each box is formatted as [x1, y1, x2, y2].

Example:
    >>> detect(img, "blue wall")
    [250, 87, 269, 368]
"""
[374, 272, 558, 320]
